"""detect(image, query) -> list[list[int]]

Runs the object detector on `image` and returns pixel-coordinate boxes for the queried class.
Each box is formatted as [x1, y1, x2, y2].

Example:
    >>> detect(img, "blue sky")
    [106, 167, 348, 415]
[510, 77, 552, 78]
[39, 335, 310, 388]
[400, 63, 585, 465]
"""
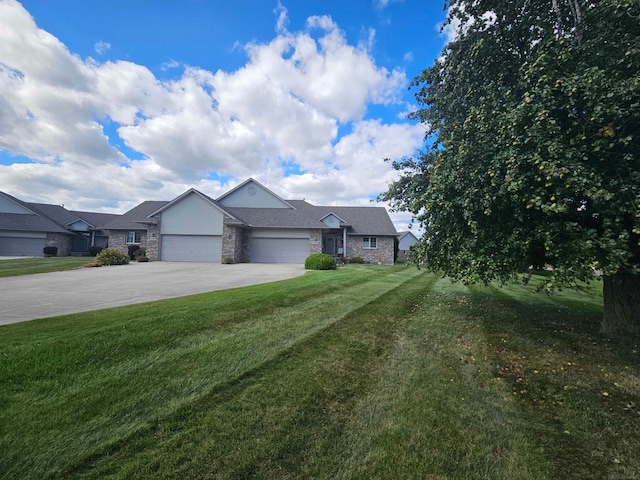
[0, 0, 450, 230]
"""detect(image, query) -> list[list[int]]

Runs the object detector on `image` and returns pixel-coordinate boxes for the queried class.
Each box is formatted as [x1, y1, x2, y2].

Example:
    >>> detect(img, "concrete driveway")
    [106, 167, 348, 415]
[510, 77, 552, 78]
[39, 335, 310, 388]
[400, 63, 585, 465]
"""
[0, 262, 306, 326]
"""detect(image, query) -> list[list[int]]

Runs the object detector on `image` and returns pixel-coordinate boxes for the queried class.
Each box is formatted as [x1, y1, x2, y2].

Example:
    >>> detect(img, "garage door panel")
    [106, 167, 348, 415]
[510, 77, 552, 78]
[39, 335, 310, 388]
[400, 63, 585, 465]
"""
[252, 238, 309, 263]
[161, 235, 222, 262]
[0, 237, 45, 256]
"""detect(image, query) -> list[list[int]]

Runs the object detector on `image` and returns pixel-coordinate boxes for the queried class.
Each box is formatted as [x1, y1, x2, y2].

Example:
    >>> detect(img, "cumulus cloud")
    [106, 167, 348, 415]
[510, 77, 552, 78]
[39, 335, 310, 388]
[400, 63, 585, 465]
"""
[0, 0, 423, 230]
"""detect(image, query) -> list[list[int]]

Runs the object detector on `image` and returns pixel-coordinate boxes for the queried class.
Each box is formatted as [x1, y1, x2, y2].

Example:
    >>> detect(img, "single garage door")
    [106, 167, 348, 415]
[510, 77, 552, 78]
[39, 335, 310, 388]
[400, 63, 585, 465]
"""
[0, 236, 46, 256]
[161, 235, 222, 262]
[252, 238, 309, 263]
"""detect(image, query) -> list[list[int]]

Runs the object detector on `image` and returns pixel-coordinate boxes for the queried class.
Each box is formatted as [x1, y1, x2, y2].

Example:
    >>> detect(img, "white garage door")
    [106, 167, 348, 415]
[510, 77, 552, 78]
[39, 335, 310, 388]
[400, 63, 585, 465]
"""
[160, 235, 222, 262]
[0, 237, 46, 256]
[252, 238, 309, 263]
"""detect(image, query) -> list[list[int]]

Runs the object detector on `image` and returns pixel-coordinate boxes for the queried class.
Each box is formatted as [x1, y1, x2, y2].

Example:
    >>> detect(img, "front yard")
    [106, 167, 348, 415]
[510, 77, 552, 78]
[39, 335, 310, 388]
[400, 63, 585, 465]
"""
[0, 256, 89, 278]
[1, 265, 638, 479]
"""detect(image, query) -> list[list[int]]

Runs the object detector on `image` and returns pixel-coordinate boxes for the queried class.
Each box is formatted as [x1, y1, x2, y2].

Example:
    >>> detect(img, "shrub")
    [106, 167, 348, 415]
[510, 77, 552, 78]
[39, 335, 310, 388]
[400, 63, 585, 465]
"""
[132, 249, 146, 260]
[137, 256, 149, 262]
[96, 248, 130, 266]
[305, 253, 336, 270]
[350, 256, 365, 264]
[89, 246, 104, 256]
[43, 246, 58, 256]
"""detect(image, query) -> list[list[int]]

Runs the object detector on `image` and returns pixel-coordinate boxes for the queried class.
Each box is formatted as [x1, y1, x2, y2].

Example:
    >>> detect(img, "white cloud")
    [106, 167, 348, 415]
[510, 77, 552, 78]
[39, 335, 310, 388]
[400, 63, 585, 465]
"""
[0, 0, 422, 231]
[438, 5, 497, 45]
[274, 1, 289, 34]
[375, 0, 403, 10]
[94, 41, 111, 55]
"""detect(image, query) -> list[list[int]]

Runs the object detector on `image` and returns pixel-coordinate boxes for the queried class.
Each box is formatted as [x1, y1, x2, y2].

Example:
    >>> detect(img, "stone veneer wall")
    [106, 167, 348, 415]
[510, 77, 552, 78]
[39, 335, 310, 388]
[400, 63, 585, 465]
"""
[46, 233, 73, 256]
[107, 230, 148, 257]
[222, 225, 252, 263]
[239, 228, 251, 263]
[347, 236, 395, 265]
[309, 230, 322, 255]
[145, 224, 160, 261]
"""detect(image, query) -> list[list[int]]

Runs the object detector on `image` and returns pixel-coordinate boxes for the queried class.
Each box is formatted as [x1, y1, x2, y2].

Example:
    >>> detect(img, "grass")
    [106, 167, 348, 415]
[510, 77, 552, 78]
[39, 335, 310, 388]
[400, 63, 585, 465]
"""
[0, 257, 90, 277]
[1, 265, 638, 479]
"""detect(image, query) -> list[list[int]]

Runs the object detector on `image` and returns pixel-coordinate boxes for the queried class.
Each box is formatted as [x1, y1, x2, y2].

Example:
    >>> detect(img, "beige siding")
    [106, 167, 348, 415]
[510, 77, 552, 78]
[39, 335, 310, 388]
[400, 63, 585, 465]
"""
[159, 193, 224, 235]
[0, 195, 33, 214]
[218, 181, 291, 208]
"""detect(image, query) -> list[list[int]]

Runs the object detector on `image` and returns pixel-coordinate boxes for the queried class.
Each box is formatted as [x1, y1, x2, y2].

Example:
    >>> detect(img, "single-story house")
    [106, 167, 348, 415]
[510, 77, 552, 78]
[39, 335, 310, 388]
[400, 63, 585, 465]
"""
[99, 178, 398, 264]
[0, 191, 119, 256]
[397, 231, 419, 261]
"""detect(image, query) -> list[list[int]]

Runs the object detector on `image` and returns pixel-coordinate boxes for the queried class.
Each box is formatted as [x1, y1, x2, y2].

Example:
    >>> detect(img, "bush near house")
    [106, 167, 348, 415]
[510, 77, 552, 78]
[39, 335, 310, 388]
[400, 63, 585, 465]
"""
[305, 253, 336, 270]
[349, 257, 365, 264]
[132, 249, 146, 261]
[95, 248, 130, 266]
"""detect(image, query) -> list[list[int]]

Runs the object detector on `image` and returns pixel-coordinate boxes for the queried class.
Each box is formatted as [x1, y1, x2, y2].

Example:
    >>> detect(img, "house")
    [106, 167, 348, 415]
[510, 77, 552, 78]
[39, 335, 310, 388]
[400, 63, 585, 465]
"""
[100, 178, 398, 264]
[397, 231, 419, 261]
[0, 191, 119, 256]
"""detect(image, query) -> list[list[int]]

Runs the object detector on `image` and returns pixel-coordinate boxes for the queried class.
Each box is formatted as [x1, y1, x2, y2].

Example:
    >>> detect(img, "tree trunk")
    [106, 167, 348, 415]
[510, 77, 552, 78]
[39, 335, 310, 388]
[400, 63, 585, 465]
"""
[601, 271, 640, 337]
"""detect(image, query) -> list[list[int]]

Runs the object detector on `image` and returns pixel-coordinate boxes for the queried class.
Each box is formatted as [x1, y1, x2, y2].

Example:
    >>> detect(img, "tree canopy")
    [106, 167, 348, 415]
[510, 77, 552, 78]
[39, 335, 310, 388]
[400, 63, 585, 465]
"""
[382, 0, 640, 335]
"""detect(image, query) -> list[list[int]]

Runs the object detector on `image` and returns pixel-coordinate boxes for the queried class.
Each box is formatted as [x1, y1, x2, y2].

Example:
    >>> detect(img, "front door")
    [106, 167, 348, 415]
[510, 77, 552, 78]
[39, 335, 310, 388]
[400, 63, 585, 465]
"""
[72, 234, 90, 253]
[322, 233, 340, 255]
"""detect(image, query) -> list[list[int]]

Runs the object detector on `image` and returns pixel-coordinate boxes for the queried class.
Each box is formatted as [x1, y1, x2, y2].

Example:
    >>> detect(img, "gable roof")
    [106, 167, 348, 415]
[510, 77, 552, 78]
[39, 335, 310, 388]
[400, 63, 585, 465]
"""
[398, 231, 419, 241]
[287, 201, 397, 235]
[0, 211, 71, 234]
[1, 180, 398, 237]
[0, 192, 74, 234]
[70, 211, 121, 229]
[217, 178, 295, 209]
[223, 205, 327, 229]
[147, 188, 236, 220]
[0, 191, 125, 235]
[99, 201, 168, 230]
[0, 191, 40, 215]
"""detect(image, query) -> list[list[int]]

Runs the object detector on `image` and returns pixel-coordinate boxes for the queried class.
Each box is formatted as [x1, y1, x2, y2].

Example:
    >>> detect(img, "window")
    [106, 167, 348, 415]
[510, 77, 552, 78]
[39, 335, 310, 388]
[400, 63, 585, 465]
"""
[126, 231, 141, 244]
[362, 237, 377, 249]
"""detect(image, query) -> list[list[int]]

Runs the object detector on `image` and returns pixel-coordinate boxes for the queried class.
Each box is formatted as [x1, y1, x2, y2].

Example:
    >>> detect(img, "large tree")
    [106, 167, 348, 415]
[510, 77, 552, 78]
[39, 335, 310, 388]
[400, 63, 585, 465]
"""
[382, 0, 640, 335]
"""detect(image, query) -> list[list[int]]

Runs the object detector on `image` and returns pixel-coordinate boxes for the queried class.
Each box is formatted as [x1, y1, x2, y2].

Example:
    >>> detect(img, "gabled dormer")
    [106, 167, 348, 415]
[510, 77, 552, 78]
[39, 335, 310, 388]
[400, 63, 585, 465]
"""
[217, 178, 294, 209]
[319, 212, 347, 228]
[66, 219, 94, 232]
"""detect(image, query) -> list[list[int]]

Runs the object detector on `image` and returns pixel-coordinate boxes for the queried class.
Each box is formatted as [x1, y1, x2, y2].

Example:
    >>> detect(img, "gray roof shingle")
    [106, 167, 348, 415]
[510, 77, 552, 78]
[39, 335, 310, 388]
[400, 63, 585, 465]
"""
[99, 201, 168, 230]
[287, 201, 397, 235]
[0, 212, 70, 234]
[225, 200, 397, 235]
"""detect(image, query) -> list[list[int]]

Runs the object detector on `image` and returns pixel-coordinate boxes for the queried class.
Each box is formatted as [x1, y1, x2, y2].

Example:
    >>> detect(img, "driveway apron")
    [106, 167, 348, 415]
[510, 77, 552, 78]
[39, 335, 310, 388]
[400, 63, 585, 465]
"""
[0, 262, 305, 326]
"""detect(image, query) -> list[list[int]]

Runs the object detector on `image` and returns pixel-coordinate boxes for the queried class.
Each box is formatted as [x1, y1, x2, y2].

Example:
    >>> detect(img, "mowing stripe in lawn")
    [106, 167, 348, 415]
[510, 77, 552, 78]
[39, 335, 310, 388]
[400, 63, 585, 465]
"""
[0, 266, 421, 479]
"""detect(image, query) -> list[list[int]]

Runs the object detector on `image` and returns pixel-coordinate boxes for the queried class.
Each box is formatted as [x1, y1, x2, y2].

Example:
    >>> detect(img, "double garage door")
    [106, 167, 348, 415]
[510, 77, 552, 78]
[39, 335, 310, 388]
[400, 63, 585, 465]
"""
[252, 238, 309, 264]
[159, 234, 310, 263]
[0, 235, 46, 256]
[160, 235, 222, 262]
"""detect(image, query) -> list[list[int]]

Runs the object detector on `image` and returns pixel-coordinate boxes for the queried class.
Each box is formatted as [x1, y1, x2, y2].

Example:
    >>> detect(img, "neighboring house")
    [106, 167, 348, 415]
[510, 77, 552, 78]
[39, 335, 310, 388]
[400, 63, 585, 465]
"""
[0, 191, 119, 256]
[397, 231, 419, 261]
[99, 178, 398, 264]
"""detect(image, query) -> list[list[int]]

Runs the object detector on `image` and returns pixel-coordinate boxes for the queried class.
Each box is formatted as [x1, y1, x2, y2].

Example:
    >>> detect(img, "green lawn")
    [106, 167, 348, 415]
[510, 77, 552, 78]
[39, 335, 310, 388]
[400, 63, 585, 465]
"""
[1, 266, 638, 479]
[0, 257, 90, 277]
